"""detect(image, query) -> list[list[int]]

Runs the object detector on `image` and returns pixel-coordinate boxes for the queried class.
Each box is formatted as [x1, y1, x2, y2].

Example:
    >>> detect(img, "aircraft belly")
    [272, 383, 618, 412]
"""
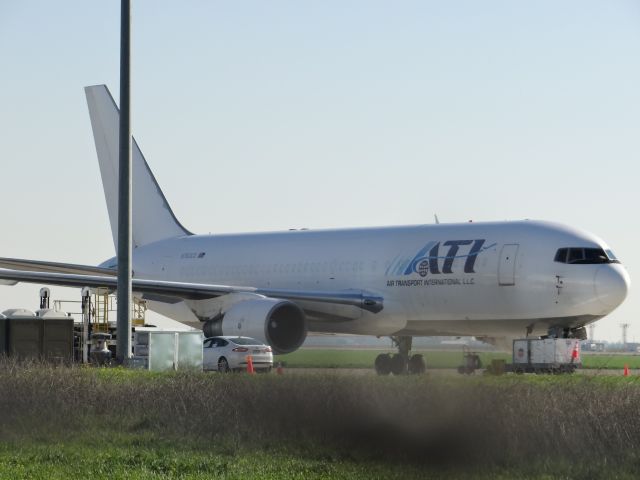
[308, 313, 406, 336]
[396, 314, 602, 338]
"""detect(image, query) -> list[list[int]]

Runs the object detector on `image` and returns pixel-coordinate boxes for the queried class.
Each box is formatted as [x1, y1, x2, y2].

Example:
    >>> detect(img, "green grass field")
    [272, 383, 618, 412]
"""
[276, 348, 640, 370]
[4, 440, 638, 480]
[3, 440, 639, 480]
[0, 440, 431, 480]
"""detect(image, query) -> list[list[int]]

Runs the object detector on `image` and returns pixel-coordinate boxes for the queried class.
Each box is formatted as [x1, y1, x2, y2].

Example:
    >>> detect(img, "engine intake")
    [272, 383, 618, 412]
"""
[202, 298, 307, 354]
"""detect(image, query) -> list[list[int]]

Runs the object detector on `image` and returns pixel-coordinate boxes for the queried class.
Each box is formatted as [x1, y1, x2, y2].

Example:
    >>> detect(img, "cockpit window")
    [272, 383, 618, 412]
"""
[554, 248, 568, 263]
[568, 248, 584, 263]
[605, 249, 621, 264]
[555, 247, 614, 264]
[583, 249, 609, 263]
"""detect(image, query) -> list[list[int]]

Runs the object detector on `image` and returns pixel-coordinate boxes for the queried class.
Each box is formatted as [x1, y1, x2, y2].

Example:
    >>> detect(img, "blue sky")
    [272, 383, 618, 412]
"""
[1, 1, 638, 341]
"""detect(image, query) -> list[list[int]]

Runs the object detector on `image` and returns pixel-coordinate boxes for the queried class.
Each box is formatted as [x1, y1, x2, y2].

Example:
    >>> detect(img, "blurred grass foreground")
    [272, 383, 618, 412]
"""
[1, 361, 640, 478]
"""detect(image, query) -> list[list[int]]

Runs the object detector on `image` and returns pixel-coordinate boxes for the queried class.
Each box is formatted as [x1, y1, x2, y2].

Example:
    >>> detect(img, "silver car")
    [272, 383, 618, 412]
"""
[203, 336, 273, 373]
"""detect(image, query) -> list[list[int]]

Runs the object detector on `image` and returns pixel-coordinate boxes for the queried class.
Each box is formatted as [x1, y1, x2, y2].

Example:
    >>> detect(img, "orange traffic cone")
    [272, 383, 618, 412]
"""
[246, 355, 255, 374]
[572, 343, 579, 360]
[276, 362, 284, 375]
[624, 364, 630, 377]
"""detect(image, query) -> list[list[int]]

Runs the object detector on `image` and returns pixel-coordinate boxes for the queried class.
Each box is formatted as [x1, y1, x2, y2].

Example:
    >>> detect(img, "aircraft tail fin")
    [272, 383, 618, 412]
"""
[84, 85, 191, 250]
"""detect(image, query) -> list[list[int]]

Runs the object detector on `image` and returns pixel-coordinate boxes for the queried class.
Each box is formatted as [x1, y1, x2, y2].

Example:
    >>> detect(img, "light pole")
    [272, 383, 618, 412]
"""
[116, 0, 132, 364]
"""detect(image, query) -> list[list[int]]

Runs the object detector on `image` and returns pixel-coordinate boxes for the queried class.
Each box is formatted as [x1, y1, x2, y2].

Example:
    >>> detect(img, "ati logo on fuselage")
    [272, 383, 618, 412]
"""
[404, 239, 494, 277]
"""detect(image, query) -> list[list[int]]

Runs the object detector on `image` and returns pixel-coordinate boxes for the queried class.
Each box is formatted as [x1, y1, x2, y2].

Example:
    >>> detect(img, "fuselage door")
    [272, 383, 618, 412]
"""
[498, 244, 519, 286]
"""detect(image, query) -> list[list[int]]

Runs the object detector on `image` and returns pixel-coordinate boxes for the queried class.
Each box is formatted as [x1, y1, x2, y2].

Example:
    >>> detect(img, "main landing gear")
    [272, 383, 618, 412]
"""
[374, 336, 426, 375]
[545, 326, 587, 340]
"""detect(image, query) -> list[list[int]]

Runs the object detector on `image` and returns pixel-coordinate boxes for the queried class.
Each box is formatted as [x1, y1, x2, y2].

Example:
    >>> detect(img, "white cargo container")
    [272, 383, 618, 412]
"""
[132, 330, 204, 371]
[511, 338, 581, 373]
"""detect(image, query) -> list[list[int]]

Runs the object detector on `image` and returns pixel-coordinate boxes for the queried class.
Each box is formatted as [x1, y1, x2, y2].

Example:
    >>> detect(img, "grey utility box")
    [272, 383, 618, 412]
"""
[132, 330, 203, 371]
[3, 309, 39, 358]
[1, 308, 73, 362]
[0, 313, 7, 355]
[38, 309, 74, 361]
[513, 338, 581, 366]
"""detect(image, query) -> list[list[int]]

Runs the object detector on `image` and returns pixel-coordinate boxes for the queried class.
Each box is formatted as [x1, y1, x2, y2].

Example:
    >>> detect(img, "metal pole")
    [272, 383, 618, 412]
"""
[81, 287, 91, 364]
[116, 0, 132, 364]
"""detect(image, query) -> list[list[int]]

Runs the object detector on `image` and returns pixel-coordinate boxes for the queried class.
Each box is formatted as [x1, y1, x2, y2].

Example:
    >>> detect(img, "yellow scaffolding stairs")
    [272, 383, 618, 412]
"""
[92, 290, 147, 332]
[53, 291, 147, 363]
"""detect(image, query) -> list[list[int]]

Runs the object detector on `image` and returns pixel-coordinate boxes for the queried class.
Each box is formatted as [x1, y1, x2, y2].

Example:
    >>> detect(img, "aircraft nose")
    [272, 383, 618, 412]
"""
[594, 264, 630, 310]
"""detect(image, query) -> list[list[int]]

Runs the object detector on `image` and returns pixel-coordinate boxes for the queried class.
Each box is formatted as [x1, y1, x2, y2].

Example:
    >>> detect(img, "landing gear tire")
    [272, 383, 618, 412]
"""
[218, 357, 230, 373]
[377, 336, 426, 375]
[375, 353, 392, 375]
[408, 354, 426, 374]
[390, 354, 408, 375]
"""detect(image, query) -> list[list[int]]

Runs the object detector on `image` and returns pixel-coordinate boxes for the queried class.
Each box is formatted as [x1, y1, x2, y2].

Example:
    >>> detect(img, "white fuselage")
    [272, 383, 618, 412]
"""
[124, 220, 629, 340]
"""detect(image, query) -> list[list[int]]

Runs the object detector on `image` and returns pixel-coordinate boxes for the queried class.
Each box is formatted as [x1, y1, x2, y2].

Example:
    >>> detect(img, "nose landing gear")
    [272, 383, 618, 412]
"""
[374, 336, 425, 375]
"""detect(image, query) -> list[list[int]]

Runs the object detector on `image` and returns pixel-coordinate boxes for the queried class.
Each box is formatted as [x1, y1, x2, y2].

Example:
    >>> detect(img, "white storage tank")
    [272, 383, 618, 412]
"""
[2, 309, 36, 318]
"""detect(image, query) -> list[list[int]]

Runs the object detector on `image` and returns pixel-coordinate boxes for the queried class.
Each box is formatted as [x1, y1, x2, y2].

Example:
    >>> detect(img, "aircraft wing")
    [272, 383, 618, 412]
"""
[0, 257, 117, 276]
[0, 267, 384, 313]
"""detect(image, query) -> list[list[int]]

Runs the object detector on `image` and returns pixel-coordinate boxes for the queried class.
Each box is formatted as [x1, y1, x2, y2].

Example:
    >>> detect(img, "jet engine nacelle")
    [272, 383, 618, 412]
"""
[202, 298, 307, 354]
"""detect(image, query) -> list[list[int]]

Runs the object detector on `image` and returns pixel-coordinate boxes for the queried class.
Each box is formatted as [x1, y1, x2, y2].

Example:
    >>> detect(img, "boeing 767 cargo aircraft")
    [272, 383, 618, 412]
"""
[0, 85, 630, 374]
